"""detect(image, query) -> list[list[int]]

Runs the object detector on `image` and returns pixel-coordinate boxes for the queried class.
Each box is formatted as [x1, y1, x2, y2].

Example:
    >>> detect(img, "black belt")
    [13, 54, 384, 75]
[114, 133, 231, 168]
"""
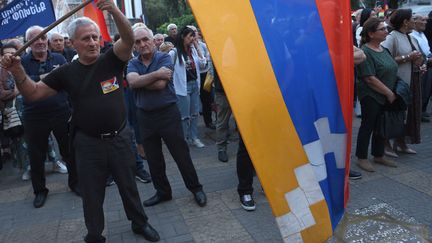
[80, 120, 126, 140]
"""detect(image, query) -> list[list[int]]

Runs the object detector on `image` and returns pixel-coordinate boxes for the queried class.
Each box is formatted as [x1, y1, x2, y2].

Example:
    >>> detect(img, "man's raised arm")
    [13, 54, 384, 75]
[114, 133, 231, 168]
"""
[97, 0, 134, 61]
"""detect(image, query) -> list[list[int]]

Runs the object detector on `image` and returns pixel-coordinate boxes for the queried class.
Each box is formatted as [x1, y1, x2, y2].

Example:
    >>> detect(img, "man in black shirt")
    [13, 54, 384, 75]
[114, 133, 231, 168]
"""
[1, 0, 159, 242]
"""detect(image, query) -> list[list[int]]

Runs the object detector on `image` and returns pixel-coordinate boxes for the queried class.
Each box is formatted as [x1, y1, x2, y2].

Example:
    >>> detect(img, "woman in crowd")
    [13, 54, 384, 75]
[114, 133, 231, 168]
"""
[0, 43, 21, 171]
[170, 27, 207, 148]
[382, 9, 424, 155]
[355, 8, 377, 117]
[356, 17, 399, 172]
[356, 8, 377, 47]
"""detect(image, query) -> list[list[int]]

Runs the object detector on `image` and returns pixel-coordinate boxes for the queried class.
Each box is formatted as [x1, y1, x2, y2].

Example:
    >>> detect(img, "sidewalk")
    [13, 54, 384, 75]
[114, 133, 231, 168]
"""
[0, 114, 431, 242]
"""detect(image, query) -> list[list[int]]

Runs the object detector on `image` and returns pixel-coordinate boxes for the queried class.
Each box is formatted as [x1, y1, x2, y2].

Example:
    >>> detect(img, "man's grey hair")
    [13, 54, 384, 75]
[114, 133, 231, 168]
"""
[154, 33, 164, 39]
[134, 27, 154, 39]
[67, 17, 100, 40]
[167, 23, 177, 31]
[25, 26, 44, 41]
[132, 22, 147, 31]
[49, 32, 63, 42]
[413, 14, 424, 20]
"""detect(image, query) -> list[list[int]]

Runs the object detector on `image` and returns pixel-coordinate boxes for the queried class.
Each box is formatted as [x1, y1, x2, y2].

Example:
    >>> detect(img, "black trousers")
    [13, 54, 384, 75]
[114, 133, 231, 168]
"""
[421, 68, 432, 112]
[200, 72, 214, 126]
[74, 127, 148, 242]
[355, 96, 385, 159]
[237, 136, 254, 196]
[23, 111, 78, 194]
[137, 104, 202, 197]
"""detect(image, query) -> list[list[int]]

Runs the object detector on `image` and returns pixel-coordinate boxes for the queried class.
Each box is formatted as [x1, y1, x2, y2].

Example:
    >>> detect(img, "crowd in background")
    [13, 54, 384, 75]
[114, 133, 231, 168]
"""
[0, 3, 431, 241]
[0, 15, 258, 214]
[352, 7, 432, 173]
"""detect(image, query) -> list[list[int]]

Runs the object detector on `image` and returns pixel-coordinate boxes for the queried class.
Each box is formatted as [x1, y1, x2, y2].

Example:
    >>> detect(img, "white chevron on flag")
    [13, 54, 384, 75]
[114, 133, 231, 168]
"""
[303, 117, 347, 182]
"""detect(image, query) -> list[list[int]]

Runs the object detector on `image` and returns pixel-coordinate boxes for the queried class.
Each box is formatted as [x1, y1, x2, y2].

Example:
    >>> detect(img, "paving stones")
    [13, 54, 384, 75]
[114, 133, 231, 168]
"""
[0, 115, 431, 242]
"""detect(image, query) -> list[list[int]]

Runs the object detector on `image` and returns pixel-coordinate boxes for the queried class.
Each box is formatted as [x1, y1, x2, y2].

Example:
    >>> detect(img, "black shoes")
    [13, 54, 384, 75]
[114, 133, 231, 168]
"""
[240, 194, 256, 211]
[33, 191, 48, 208]
[349, 170, 362, 180]
[70, 185, 81, 197]
[132, 222, 160, 242]
[193, 190, 207, 207]
[143, 193, 172, 207]
[136, 169, 152, 183]
[218, 151, 228, 162]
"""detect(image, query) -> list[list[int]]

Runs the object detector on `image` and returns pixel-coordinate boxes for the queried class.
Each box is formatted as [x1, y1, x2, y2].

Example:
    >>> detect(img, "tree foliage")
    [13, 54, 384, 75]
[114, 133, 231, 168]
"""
[144, 0, 193, 31]
[156, 14, 196, 34]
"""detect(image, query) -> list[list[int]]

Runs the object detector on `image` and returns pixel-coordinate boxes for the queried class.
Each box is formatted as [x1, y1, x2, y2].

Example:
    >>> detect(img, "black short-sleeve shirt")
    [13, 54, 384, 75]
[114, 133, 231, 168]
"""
[43, 49, 127, 135]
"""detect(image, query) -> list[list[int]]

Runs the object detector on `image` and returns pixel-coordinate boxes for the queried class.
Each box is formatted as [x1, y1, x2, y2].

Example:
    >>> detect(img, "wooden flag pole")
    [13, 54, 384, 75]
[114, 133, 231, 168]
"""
[15, 0, 94, 56]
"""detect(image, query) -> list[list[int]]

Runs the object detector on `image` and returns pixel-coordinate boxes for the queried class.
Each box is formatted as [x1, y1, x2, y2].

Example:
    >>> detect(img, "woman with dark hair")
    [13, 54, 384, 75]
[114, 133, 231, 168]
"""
[354, 8, 377, 117]
[356, 8, 377, 46]
[382, 8, 424, 155]
[355, 17, 399, 172]
[169, 27, 207, 148]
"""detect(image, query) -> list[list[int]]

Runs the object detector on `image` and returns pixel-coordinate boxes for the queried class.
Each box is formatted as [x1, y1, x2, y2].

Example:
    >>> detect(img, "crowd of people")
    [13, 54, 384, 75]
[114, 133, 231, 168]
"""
[0, 0, 258, 242]
[352, 7, 432, 173]
[1, 0, 431, 241]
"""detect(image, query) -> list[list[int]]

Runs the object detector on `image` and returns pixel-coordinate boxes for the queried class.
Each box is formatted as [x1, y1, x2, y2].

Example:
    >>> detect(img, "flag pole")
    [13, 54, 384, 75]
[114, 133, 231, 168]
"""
[14, 0, 94, 56]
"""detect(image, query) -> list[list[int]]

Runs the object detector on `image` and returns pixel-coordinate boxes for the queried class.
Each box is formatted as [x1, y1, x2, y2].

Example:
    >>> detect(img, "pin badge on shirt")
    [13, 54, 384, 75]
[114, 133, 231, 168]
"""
[100, 77, 119, 94]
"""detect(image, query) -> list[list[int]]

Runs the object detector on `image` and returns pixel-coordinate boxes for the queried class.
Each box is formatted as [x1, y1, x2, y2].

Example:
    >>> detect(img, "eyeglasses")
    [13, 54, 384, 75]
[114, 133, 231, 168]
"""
[376, 27, 387, 32]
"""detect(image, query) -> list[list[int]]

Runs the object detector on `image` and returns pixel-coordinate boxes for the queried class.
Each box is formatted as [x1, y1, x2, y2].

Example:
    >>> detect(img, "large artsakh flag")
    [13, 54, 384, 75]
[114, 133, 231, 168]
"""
[188, 0, 353, 242]
[83, 0, 111, 42]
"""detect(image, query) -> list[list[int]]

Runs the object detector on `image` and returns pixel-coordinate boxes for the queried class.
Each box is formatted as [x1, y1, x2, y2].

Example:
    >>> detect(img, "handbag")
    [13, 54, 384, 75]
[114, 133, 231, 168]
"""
[203, 72, 214, 92]
[2, 99, 24, 138]
[376, 110, 405, 139]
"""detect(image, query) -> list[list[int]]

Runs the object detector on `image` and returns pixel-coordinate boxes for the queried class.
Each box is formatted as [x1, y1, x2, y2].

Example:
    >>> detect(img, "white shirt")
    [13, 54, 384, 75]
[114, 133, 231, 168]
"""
[169, 46, 206, 96]
[410, 30, 431, 56]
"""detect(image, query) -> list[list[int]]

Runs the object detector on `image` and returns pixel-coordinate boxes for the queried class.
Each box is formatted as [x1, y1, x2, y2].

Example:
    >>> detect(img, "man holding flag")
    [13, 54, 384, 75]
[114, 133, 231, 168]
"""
[0, 0, 160, 242]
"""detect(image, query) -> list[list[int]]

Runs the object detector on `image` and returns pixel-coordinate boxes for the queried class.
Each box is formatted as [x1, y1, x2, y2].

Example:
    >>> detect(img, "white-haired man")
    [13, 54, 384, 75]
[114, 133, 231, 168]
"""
[1, 0, 159, 242]
[164, 23, 177, 45]
[411, 14, 432, 122]
[126, 26, 207, 208]
[20, 25, 78, 207]
[153, 33, 164, 50]
[49, 32, 76, 62]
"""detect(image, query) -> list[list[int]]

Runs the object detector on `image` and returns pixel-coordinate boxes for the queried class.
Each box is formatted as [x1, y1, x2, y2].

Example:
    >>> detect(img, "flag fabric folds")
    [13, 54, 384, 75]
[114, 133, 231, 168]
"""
[83, 0, 111, 42]
[188, 0, 353, 242]
[0, 0, 56, 39]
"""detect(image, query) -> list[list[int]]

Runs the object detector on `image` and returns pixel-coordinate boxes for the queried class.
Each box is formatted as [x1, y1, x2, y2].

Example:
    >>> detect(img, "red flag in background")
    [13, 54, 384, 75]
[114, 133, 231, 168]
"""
[83, 0, 112, 43]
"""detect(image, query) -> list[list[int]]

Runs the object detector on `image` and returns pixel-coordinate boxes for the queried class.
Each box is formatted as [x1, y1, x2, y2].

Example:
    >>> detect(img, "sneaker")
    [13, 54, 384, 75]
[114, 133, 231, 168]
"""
[22, 168, 31, 181]
[136, 170, 152, 183]
[349, 170, 362, 180]
[53, 161, 68, 174]
[106, 176, 115, 187]
[240, 194, 256, 211]
[191, 138, 205, 148]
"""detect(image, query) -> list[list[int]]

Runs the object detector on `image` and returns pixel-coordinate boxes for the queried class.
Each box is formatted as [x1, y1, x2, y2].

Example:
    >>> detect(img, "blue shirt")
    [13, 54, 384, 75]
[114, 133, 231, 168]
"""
[21, 51, 71, 120]
[127, 51, 177, 111]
